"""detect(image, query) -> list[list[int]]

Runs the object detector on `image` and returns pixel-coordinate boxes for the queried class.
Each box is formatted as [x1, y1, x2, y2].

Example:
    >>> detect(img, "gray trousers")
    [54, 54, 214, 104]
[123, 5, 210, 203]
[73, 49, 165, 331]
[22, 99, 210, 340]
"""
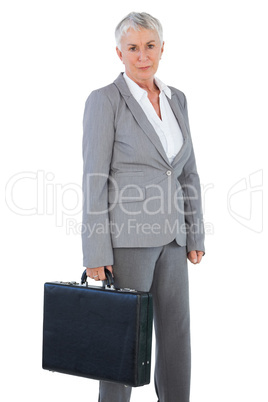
[98, 241, 191, 402]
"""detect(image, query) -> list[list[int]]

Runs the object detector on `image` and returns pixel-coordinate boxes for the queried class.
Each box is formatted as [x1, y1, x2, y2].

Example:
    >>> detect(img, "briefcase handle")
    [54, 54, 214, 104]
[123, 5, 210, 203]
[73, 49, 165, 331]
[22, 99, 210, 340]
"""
[81, 267, 114, 288]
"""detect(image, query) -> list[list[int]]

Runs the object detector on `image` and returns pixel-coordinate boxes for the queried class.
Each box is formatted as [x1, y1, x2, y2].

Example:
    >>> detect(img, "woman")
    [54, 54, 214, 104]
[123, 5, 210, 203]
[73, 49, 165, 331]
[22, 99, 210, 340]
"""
[82, 12, 205, 402]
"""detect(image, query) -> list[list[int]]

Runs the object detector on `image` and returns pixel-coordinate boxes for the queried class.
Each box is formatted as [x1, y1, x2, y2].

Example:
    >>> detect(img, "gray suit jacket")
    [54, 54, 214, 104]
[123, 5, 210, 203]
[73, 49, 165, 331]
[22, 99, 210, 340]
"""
[82, 73, 205, 268]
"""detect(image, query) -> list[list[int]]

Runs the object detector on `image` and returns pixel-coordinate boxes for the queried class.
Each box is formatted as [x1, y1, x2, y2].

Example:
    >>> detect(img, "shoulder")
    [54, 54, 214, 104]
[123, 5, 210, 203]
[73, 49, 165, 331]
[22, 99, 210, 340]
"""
[85, 81, 121, 108]
[168, 85, 187, 109]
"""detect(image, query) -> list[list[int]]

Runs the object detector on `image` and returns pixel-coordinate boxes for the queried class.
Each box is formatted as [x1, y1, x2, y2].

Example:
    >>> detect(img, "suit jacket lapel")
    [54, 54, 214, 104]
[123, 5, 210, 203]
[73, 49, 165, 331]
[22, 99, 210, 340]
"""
[114, 73, 189, 166]
[126, 96, 172, 164]
[114, 74, 171, 165]
[167, 92, 190, 166]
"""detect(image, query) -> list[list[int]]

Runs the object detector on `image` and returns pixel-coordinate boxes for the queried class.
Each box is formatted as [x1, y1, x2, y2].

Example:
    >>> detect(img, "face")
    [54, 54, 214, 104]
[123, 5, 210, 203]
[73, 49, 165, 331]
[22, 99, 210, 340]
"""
[116, 27, 164, 85]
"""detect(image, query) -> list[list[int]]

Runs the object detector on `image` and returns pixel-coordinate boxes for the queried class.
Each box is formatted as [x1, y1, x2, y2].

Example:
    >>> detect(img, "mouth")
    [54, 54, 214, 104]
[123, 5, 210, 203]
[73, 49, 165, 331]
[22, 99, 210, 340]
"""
[138, 66, 151, 70]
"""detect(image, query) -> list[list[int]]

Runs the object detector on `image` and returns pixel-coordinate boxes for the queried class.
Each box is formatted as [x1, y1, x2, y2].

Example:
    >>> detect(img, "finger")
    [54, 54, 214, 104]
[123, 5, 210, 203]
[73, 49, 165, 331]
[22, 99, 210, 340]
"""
[86, 267, 102, 280]
[86, 267, 94, 278]
[196, 251, 204, 264]
[187, 250, 197, 264]
[92, 271, 100, 281]
[95, 266, 106, 281]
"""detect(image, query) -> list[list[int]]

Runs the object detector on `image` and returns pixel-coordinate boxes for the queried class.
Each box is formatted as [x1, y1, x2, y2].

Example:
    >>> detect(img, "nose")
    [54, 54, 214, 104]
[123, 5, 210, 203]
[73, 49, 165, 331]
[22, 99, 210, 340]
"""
[138, 49, 148, 62]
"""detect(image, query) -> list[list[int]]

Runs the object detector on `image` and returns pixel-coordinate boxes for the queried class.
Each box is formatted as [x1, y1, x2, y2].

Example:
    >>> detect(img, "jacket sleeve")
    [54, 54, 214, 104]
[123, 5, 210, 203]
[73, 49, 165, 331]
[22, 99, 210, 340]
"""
[178, 94, 205, 254]
[82, 89, 115, 268]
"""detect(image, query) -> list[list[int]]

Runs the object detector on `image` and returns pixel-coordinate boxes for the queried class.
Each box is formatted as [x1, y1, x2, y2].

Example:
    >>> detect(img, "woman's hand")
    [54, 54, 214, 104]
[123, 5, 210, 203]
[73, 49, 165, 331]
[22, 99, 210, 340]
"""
[187, 250, 204, 264]
[86, 265, 113, 281]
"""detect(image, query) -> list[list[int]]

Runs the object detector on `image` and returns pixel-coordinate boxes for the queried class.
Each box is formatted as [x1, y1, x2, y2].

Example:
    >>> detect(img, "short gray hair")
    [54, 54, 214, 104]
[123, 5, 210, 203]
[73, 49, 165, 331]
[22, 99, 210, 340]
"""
[115, 12, 163, 50]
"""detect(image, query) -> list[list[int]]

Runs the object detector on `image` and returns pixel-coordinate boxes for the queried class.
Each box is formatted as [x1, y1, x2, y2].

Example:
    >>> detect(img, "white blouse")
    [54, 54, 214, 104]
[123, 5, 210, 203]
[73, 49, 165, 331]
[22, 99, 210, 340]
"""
[123, 73, 184, 163]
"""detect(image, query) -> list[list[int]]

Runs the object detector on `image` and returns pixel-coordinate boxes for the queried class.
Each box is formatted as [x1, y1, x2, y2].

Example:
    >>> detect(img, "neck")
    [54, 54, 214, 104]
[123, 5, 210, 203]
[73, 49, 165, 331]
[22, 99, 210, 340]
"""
[125, 72, 158, 93]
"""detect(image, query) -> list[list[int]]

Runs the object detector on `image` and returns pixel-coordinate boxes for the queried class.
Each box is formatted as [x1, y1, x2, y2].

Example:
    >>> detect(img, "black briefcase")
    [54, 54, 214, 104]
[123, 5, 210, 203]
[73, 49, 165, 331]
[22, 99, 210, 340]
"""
[42, 269, 153, 387]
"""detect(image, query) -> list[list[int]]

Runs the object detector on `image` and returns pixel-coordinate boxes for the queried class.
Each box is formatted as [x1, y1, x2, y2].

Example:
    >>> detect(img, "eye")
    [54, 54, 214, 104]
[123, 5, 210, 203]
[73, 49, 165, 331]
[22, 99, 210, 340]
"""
[148, 44, 155, 49]
[129, 46, 136, 52]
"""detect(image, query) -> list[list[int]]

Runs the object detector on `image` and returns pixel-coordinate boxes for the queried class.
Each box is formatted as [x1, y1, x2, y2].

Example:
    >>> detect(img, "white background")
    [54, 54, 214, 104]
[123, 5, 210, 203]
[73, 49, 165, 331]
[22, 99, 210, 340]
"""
[1, 0, 267, 401]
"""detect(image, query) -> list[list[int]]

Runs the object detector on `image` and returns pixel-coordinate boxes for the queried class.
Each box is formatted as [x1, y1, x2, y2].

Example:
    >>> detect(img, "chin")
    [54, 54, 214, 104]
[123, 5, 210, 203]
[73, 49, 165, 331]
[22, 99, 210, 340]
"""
[137, 69, 155, 80]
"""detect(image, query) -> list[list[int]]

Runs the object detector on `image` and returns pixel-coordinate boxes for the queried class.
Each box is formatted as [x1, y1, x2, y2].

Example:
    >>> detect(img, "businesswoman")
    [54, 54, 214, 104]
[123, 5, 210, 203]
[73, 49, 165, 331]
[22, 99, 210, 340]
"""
[82, 12, 205, 402]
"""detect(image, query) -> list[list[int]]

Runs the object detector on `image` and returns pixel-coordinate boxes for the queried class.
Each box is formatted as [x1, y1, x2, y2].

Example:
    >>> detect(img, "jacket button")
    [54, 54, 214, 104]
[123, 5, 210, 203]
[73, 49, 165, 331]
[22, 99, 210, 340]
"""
[166, 170, 172, 176]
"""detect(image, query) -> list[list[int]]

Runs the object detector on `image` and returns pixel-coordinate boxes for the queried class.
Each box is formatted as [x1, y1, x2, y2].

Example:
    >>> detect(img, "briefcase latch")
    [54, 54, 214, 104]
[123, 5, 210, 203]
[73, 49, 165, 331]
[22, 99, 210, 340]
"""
[119, 288, 137, 293]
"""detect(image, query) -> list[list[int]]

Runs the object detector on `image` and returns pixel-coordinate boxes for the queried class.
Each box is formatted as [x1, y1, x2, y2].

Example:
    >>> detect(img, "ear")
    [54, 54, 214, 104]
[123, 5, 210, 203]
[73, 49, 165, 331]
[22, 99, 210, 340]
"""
[116, 47, 123, 62]
[160, 41, 165, 57]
